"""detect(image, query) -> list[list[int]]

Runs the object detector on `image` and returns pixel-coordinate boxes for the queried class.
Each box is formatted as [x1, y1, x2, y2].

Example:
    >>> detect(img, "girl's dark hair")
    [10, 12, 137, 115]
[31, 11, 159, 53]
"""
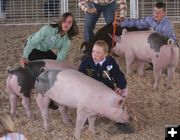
[50, 12, 79, 39]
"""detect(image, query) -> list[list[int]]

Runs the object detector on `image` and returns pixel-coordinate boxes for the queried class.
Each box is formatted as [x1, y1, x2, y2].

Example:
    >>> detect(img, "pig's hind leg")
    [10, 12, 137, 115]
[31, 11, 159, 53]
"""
[137, 60, 145, 76]
[153, 68, 162, 89]
[21, 96, 33, 119]
[9, 93, 18, 117]
[58, 105, 70, 124]
[167, 66, 175, 89]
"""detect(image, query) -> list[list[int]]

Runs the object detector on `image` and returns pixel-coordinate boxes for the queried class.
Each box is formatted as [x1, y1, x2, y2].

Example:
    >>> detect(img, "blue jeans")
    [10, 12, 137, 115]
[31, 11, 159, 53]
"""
[84, 1, 116, 43]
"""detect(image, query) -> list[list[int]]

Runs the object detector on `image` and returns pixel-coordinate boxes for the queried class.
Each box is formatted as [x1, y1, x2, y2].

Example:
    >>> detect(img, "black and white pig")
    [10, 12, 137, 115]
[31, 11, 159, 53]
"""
[6, 59, 76, 118]
[113, 30, 179, 89]
[35, 68, 129, 139]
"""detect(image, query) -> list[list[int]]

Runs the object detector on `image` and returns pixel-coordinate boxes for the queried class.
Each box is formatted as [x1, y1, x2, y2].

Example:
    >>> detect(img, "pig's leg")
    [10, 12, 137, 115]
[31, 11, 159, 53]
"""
[74, 107, 88, 139]
[125, 53, 135, 75]
[137, 60, 145, 76]
[167, 66, 175, 89]
[21, 96, 33, 119]
[9, 93, 18, 116]
[88, 116, 96, 135]
[153, 68, 162, 89]
[36, 94, 50, 130]
[58, 105, 70, 124]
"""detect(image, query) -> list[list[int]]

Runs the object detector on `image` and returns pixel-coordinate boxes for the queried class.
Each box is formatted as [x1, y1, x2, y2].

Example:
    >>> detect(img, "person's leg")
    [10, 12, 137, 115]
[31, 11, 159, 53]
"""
[28, 49, 58, 110]
[102, 1, 116, 24]
[84, 3, 101, 43]
[28, 49, 57, 61]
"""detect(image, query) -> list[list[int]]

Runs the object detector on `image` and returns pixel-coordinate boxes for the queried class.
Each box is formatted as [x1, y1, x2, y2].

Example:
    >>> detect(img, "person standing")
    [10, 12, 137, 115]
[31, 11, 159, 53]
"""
[78, 0, 127, 43]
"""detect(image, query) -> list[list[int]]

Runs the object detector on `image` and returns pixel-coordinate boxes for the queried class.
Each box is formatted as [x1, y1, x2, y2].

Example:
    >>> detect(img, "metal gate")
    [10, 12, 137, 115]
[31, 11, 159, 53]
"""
[0, 0, 179, 25]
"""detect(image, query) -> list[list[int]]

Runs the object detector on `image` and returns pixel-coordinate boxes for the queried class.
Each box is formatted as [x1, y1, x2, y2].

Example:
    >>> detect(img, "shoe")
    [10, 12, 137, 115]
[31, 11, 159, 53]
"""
[116, 123, 134, 134]
[48, 100, 58, 110]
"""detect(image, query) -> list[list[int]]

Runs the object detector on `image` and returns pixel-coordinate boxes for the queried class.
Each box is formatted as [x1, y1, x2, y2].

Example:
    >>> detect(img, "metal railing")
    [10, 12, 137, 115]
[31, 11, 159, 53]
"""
[0, 0, 179, 25]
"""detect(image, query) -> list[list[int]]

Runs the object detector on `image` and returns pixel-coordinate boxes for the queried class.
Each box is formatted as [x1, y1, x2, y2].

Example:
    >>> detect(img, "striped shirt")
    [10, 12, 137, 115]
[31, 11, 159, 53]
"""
[78, 0, 127, 18]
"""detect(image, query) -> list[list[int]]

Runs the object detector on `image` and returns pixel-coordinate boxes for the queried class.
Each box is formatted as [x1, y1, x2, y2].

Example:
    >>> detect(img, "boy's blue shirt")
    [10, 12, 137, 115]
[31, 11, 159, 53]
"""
[121, 16, 177, 41]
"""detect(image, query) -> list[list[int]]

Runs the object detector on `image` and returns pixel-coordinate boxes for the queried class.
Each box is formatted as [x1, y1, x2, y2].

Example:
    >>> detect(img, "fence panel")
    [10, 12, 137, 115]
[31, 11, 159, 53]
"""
[0, 0, 179, 25]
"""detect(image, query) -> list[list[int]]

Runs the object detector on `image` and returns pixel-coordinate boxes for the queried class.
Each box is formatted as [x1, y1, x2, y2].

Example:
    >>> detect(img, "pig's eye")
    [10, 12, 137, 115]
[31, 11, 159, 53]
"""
[36, 78, 39, 82]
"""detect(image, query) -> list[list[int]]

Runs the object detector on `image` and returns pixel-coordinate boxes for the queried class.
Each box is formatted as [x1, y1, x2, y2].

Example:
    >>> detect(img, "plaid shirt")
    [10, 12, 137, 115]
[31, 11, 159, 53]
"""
[78, 0, 127, 18]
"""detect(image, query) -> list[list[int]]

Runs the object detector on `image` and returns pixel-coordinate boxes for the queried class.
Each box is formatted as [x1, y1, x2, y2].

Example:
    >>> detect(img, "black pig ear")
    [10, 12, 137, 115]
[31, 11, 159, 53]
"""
[40, 67, 46, 73]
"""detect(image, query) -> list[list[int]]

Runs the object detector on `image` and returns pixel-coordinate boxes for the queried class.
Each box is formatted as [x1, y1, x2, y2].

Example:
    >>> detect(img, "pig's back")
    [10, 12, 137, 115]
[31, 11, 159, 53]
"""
[49, 69, 117, 109]
[122, 31, 153, 61]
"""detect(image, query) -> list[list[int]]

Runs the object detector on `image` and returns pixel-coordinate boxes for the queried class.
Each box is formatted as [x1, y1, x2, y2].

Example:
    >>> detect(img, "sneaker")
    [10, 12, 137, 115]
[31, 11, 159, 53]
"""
[116, 123, 134, 134]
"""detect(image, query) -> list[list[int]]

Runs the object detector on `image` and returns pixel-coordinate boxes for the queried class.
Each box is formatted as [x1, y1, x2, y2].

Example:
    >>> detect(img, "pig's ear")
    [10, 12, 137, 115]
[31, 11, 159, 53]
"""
[122, 28, 127, 35]
[167, 38, 175, 45]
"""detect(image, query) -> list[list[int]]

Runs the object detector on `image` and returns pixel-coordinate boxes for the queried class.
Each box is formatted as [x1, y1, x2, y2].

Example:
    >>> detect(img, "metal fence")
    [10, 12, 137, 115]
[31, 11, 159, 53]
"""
[0, 0, 180, 25]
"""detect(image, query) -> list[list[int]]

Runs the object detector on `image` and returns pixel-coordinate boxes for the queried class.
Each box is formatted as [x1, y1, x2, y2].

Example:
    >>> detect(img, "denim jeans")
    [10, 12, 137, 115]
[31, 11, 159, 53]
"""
[84, 1, 116, 43]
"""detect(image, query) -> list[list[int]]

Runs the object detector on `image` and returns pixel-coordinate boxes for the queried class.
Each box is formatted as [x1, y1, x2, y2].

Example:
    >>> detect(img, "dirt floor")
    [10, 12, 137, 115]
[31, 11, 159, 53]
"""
[0, 23, 179, 140]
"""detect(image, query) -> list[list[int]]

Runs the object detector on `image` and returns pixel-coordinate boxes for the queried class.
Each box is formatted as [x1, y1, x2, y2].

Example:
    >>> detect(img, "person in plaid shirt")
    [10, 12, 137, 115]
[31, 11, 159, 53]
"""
[78, 0, 127, 43]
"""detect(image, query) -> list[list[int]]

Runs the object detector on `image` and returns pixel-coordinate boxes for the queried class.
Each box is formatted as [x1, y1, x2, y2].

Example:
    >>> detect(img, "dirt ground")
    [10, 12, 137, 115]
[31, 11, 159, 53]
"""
[0, 23, 179, 140]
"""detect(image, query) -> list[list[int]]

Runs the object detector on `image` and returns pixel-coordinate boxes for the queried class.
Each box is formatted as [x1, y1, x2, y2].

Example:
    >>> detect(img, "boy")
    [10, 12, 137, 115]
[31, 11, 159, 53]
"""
[79, 40, 127, 95]
[79, 40, 133, 133]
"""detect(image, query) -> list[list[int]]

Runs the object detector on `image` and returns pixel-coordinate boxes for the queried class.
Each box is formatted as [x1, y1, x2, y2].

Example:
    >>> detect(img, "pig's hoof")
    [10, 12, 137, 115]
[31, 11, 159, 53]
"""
[116, 123, 134, 134]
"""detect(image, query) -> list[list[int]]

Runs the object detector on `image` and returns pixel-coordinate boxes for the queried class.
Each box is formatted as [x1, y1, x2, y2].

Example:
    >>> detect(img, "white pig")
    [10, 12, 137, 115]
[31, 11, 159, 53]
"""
[35, 69, 129, 139]
[113, 30, 179, 89]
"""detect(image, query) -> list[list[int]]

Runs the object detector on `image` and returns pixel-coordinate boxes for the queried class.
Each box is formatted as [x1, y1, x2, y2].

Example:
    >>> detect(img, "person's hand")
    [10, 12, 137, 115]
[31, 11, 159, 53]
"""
[114, 87, 121, 95]
[86, 8, 97, 14]
[20, 57, 29, 68]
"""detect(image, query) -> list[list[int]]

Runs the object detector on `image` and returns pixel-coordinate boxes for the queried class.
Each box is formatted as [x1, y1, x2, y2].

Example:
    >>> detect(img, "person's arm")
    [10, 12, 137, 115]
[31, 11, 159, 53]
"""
[78, 0, 88, 13]
[56, 40, 71, 61]
[22, 25, 48, 59]
[120, 16, 151, 29]
[117, 0, 127, 21]
[162, 23, 177, 41]
[78, 0, 97, 14]
[79, 59, 88, 74]
[110, 58, 127, 89]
